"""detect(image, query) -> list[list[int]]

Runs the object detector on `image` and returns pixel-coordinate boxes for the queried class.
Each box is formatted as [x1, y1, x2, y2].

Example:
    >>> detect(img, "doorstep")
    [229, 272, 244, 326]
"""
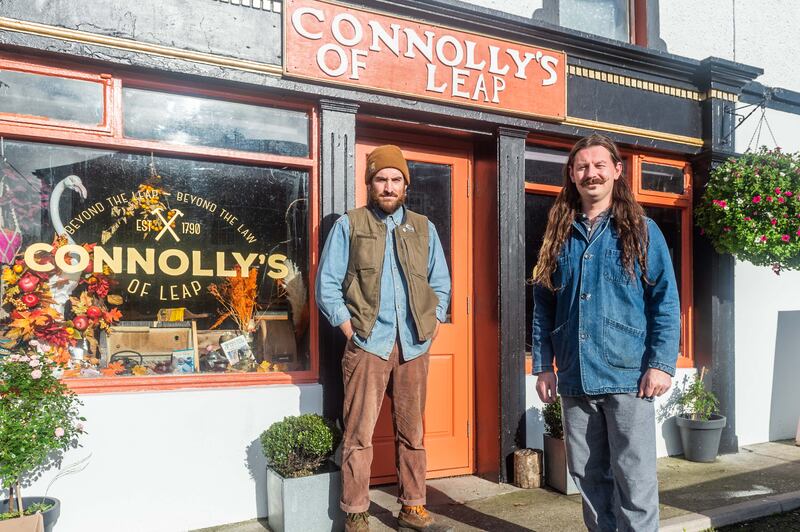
[195, 440, 800, 532]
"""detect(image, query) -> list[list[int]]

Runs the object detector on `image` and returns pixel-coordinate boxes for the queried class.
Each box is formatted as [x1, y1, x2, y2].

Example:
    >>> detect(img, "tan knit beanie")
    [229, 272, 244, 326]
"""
[365, 145, 410, 184]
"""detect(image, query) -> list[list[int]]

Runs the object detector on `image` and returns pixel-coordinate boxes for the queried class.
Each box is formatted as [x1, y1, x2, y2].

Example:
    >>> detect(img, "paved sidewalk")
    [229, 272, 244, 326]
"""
[197, 440, 800, 532]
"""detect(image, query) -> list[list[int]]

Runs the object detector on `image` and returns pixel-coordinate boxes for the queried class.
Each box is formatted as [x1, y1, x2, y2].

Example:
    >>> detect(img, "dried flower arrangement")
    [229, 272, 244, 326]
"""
[208, 265, 260, 332]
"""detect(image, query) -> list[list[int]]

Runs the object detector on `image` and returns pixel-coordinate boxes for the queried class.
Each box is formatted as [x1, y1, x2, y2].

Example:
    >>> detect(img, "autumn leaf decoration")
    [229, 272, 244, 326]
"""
[208, 266, 259, 332]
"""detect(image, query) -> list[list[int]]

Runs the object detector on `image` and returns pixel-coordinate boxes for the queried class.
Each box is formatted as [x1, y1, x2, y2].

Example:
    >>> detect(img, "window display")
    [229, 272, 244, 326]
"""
[0, 140, 310, 378]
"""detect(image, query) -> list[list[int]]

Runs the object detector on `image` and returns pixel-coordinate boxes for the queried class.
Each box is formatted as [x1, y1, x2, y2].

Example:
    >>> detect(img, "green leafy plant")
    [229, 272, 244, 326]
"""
[0, 343, 85, 517]
[678, 367, 720, 421]
[0, 502, 53, 521]
[542, 396, 564, 440]
[695, 147, 800, 274]
[260, 414, 341, 478]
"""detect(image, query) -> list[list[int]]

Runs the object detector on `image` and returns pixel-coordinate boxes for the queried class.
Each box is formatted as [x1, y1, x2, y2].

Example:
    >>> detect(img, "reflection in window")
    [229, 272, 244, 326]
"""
[0, 69, 104, 125]
[405, 160, 452, 321]
[643, 206, 682, 300]
[641, 162, 685, 194]
[123, 88, 310, 157]
[0, 140, 309, 377]
[525, 194, 557, 352]
[559, 0, 629, 42]
[525, 146, 568, 186]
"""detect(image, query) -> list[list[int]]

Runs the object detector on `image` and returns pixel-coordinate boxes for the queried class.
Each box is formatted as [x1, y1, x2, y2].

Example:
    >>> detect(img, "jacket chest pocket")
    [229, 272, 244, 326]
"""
[603, 249, 637, 285]
[398, 233, 428, 276]
[352, 233, 379, 270]
[553, 255, 571, 290]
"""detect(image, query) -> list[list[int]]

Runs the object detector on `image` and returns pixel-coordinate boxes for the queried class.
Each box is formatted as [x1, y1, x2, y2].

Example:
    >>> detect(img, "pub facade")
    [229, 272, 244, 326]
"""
[0, 0, 765, 530]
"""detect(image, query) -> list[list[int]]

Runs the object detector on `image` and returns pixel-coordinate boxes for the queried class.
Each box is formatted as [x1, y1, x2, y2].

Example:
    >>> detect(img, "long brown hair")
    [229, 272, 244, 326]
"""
[532, 134, 649, 291]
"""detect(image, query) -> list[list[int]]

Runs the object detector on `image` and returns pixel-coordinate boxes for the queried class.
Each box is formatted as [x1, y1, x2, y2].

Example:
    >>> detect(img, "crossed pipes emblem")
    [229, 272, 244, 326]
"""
[152, 207, 184, 242]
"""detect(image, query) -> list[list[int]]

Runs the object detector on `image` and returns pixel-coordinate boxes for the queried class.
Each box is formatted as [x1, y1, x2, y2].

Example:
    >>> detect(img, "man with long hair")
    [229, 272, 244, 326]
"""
[532, 133, 680, 531]
[316, 145, 452, 532]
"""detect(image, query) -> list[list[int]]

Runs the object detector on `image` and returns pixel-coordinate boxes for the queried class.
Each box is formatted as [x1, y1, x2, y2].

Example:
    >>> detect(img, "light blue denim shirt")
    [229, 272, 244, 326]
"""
[532, 215, 681, 396]
[316, 206, 451, 361]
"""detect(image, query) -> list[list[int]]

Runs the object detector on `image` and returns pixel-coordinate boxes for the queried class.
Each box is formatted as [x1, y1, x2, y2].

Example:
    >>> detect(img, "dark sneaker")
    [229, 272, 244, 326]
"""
[397, 505, 454, 532]
[345, 511, 370, 532]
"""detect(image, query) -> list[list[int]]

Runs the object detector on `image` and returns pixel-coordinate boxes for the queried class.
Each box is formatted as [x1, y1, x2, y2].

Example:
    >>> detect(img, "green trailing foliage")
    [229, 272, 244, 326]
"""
[678, 368, 720, 422]
[695, 147, 800, 274]
[260, 414, 342, 478]
[542, 396, 564, 440]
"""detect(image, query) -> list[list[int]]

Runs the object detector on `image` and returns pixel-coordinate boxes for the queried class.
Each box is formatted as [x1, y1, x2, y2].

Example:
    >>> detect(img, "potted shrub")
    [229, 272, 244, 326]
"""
[695, 147, 800, 274]
[542, 396, 578, 495]
[675, 368, 727, 462]
[0, 343, 85, 531]
[260, 413, 343, 532]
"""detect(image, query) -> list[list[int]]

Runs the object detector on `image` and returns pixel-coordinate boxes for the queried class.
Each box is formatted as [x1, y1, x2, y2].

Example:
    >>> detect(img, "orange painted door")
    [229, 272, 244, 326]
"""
[355, 134, 474, 483]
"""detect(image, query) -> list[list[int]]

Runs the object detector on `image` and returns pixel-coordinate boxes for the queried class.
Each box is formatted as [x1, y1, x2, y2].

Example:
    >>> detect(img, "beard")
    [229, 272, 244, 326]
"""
[369, 185, 406, 213]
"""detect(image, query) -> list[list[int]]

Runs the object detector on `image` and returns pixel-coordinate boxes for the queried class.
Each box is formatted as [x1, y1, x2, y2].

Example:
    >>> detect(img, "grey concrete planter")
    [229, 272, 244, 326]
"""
[0, 497, 60, 532]
[266, 462, 344, 532]
[676, 414, 727, 463]
[543, 434, 579, 495]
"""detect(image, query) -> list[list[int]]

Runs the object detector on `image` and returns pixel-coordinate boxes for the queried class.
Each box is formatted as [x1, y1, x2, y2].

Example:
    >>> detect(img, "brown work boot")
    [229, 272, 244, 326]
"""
[345, 511, 370, 532]
[397, 505, 454, 532]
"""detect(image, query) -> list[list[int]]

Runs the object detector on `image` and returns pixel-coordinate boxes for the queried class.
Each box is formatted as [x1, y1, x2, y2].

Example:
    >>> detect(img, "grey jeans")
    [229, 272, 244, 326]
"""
[562, 394, 658, 532]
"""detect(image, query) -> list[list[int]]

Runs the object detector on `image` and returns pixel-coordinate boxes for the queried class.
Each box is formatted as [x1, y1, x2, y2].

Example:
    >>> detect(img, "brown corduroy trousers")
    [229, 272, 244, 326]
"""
[339, 337, 429, 513]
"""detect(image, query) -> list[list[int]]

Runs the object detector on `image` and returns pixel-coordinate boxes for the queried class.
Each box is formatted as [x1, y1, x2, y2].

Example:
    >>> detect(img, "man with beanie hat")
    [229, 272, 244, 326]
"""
[316, 145, 452, 532]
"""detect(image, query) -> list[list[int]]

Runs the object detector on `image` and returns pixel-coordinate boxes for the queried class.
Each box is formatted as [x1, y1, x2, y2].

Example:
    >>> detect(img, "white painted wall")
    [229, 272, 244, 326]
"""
[455, 0, 544, 20]
[526, 369, 696, 457]
[4, 384, 323, 532]
[660, 0, 800, 92]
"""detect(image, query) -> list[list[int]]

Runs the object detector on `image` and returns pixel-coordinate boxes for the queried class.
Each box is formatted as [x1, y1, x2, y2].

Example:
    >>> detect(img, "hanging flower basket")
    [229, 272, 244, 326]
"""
[696, 147, 800, 274]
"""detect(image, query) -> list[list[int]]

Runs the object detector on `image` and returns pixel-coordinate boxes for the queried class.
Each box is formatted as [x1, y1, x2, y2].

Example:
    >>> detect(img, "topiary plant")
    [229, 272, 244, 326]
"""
[542, 396, 564, 440]
[259, 414, 341, 478]
[678, 367, 720, 421]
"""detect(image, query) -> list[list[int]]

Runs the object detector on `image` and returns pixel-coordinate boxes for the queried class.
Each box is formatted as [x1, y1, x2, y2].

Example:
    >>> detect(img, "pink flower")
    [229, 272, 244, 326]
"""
[29, 359, 40, 368]
[761, 235, 768, 242]
[753, 195, 762, 203]
[782, 235, 791, 242]
[54, 427, 65, 438]
[31, 369, 42, 379]
[775, 187, 782, 194]
[779, 197, 786, 203]
[796, 230, 800, 236]
[771, 218, 778, 225]
[767, 196, 774, 202]
[744, 217, 752, 221]
[76, 422, 85, 432]
[786, 191, 794, 197]
[723, 227, 731, 232]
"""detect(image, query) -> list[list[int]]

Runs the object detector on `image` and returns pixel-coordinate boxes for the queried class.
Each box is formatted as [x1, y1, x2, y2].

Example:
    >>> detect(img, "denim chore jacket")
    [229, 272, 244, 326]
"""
[532, 215, 681, 397]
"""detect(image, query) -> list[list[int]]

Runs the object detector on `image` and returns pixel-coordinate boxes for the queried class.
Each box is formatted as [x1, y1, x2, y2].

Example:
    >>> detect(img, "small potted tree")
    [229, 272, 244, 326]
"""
[675, 368, 727, 462]
[0, 343, 85, 531]
[542, 396, 578, 495]
[260, 413, 343, 532]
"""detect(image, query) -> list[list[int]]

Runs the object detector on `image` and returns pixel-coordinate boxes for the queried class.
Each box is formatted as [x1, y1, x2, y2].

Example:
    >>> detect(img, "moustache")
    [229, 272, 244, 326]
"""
[379, 193, 398, 198]
[580, 177, 608, 186]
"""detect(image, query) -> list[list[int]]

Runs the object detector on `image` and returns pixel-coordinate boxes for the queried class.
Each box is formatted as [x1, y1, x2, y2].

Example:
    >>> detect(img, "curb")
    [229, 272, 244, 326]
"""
[659, 489, 800, 532]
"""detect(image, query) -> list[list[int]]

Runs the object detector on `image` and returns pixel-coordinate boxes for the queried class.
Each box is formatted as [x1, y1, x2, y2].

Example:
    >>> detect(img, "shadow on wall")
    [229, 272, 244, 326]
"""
[770, 311, 800, 441]
[245, 386, 325, 519]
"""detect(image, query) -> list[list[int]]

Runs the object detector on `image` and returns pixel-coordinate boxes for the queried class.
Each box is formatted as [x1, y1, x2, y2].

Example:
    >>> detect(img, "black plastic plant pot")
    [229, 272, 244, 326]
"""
[0, 496, 61, 532]
[676, 414, 727, 463]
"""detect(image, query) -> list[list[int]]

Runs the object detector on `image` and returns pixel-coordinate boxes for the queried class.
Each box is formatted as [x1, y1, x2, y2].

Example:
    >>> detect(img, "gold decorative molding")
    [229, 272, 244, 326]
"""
[0, 17, 283, 76]
[568, 64, 738, 103]
[563, 116, 704, 147]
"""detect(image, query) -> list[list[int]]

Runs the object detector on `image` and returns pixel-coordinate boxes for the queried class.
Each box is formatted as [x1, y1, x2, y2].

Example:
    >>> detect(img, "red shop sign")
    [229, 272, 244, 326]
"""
[284, 0, 567, 120]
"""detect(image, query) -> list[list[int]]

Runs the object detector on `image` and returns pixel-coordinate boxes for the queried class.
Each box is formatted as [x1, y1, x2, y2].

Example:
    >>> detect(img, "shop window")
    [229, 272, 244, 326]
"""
[123, 88, 310, 157]
[524, 140, 693, 368]
[1, 139, 311, 380]
[0, 66, 108, 130]
[641, 162, 685, 194]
